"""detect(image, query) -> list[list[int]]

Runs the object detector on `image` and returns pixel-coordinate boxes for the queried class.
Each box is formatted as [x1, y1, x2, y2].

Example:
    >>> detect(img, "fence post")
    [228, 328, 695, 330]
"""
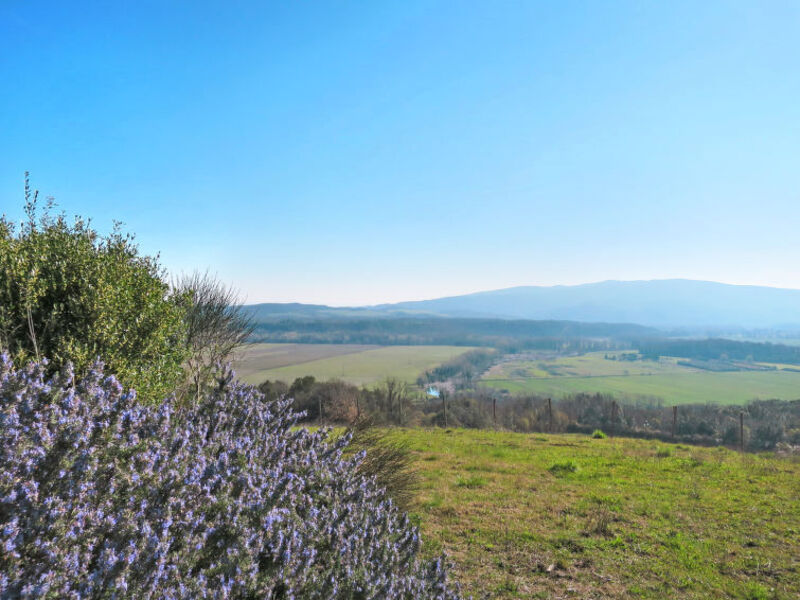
[610, 401, 616, 437]
[740, 411, 745, 452]
[672, 405, 677, 438]
[492, 397, 497, 425]
[443, 391, 448, 429]
[548, 397, 553, 433]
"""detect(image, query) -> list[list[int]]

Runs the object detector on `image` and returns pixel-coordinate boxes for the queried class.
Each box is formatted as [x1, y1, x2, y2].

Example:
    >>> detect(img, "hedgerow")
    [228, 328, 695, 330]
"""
[0, 353, 462, 599]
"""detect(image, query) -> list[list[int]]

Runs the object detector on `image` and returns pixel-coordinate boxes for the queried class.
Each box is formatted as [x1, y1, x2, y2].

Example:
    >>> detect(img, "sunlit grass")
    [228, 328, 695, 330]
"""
[395, 428, 800, 599]
[482, 351, 800, 405]
[237, 344, 475, 385]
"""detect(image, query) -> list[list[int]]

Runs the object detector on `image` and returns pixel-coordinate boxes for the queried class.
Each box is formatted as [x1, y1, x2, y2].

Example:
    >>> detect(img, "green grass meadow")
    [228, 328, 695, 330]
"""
[399, 428, 800, 599]
[236, 344, 474, 386]
[482, 352, 800, 405]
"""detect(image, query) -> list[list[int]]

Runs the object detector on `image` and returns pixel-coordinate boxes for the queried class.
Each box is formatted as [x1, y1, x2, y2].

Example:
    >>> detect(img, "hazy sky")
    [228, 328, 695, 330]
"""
[2, 1, 799, 305]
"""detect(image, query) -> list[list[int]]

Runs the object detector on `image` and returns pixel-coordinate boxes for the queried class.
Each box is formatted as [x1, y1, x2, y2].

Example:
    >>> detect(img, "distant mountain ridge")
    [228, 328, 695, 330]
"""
[377, 280, 800, 329]
[241, 303, 439, 322]
[244, 280, 800, 330]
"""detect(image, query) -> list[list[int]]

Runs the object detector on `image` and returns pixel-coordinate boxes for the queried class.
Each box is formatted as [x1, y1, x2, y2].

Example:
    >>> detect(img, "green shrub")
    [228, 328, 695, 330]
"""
[0, 178, 188, 402]
[548, 460, 578, 476]
[592, 429, 607, 439]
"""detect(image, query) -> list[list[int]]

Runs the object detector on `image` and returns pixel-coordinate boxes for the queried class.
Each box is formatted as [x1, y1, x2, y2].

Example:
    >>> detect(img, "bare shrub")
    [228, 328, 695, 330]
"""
[174, 271, 253, 401]
[345, 417, 419, 511]
[585, 507, 613, 536]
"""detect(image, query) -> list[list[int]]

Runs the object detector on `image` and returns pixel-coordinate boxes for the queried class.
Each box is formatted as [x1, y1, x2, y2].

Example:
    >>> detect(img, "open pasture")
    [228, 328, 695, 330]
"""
[482, 352, 800, 405]
[402, 428, 800, 599]
[233, 343, 377, 382]
[235, 343, 474, 386]
[485, 353, 688, 379]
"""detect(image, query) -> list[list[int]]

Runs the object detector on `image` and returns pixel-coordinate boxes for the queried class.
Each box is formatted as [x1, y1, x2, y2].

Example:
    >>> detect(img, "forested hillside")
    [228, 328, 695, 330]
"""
[250, 316, 657, 346]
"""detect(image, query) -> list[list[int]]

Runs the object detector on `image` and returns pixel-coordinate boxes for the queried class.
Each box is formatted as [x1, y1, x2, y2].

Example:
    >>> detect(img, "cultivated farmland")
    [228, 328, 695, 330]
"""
[234, 343, 475, 385]
[482, 352, 800, 405]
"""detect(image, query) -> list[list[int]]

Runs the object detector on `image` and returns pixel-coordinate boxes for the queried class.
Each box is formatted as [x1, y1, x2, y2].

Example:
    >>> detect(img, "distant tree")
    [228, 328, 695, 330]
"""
[257, 378, 289, 402]
[286, 375, 319, 418]
[289, 375, 316, 396]
[317, 380, 360, 423]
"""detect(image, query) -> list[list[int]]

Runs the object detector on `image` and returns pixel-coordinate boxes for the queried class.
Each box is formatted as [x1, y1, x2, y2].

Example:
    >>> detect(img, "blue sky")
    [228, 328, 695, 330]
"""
[2, 1, 799, 305]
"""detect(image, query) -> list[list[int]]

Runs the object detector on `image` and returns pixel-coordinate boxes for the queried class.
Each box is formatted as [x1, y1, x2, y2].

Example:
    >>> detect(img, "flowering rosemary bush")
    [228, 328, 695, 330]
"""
[0, 353, 462, 599]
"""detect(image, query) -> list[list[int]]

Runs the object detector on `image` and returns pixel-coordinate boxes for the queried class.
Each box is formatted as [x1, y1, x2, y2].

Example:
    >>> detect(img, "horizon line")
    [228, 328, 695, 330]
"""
[242, 278, 800, 308]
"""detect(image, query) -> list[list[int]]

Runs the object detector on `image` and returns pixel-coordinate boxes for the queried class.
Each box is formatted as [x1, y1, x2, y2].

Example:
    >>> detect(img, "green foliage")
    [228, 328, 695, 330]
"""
[0, 178, 188, 401]
[592, 429, 607, 439]
[548, 460, 578, 476]
[638, 337, 800, 365]
[248, 314, 652, 346]
[418, 348, 497, 389]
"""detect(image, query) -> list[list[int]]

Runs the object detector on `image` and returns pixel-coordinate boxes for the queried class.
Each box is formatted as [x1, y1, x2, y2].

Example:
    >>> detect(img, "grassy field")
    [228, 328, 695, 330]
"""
[234, 343, 474, 386]
[482, 352, 800, 405]
[399, 428, 800, 599]
[233, 343, 379, 382]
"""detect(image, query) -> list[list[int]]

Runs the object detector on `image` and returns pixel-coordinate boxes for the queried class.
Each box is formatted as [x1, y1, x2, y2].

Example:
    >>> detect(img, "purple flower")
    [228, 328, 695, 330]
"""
[0, 353, 463, 599]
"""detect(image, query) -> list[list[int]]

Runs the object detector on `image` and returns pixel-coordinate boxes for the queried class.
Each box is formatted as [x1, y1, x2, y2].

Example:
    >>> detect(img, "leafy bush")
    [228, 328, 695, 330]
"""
[0, 354, 462, 598]
[592, 429, 607, 439]
[548, 460, 578, 477]
[0, 182, 187, 402]
[257, 378, 289, 402]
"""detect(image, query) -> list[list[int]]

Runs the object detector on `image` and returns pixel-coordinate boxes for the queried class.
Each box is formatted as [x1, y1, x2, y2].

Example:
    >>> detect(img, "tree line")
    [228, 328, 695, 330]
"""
[261, 374, 800, 452]
[634, 337, 800, 365]
[250, 316, 655, 346]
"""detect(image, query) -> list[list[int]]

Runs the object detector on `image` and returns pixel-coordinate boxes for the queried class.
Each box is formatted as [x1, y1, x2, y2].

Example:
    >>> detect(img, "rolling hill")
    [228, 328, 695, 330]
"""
[379, 279, 800, 329]
[244, 280, 800, 332]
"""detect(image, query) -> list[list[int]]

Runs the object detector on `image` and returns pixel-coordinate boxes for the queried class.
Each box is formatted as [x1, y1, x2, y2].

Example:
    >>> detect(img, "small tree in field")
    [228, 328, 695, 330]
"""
[0, 174, 188, 402]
